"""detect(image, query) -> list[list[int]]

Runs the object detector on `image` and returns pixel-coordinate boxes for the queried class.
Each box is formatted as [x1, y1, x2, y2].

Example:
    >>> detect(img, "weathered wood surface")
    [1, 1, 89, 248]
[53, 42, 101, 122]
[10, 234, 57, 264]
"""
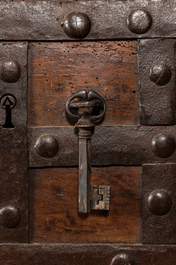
[0, 244, 176, 265]
[0, 1, 176, 40]
[28, 41, 138, 126]
[29, 166, 141, 243]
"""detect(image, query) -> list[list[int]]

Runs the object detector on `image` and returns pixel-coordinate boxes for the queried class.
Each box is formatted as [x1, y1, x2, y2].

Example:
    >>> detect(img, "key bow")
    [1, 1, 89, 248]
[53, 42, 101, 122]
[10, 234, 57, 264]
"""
[65, 90, 106, 122]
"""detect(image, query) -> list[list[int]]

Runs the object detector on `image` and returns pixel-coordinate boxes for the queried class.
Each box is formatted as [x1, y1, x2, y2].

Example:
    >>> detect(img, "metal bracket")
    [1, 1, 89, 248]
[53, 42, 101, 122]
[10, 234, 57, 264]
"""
[91, 185, 111, 210]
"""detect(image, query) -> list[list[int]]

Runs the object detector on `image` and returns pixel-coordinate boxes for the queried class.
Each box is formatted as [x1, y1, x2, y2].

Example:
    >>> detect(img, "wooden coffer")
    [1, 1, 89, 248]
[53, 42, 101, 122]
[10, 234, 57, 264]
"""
[1, 0, 176, 264]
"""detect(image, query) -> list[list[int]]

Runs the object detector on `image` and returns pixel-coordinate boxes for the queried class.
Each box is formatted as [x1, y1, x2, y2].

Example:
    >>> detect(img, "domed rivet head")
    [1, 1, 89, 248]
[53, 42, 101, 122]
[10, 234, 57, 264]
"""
[150, 63, 172, 86]
[61, 12, 91, 39]
[111, 253, 133, 265]
[35, 135, 59, 158]
[151, 133, 175, 158]
[0, 60, 21, 83]
[127, 9, 152, 34]
[0, 206, 21, 228]
[148, 189, 172, 215]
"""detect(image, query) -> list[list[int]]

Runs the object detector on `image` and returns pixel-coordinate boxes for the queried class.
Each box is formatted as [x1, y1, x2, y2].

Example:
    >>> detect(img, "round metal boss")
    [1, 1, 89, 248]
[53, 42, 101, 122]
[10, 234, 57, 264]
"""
[148, 189, 172, 215]
[150, 63, 172, 86]
[111, 253, 133, 265]
[127, 9, 152, 34]
[151, 133, 175, 158]
[0, 60, 21, 83]
[61, 12, 91, 39]
[0, 206, 21, 228]
[35, 135, 59, 158]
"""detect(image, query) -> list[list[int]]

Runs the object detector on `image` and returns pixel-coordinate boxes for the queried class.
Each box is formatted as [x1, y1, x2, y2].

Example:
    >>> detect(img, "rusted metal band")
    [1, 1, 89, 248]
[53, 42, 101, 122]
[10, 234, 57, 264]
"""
[0, 244, 176, 264]
[139, 39, 176, 125]
[0, 43, 28, 242]
[0, 0, 176, 40]
[29, 125, 176, 167]
[142, 163, 176, 244]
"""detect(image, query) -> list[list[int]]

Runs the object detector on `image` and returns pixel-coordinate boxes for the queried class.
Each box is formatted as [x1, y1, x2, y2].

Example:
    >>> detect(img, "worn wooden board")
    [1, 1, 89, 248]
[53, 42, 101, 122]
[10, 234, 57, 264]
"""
[29, 166, 141, 243]
[28, 41, 138, 126]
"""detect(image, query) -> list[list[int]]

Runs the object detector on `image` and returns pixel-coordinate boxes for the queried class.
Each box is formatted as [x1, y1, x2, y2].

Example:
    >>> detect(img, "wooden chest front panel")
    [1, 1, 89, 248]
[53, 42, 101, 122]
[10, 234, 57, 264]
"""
[0, 0, 176, 263]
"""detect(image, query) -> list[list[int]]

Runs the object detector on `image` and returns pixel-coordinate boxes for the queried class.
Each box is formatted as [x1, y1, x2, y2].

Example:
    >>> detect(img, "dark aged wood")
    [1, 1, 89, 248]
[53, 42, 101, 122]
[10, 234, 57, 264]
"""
[29, 167, 141, 243]
[139, 39, 176, 125]
[0, 244, 176, 265]
[0, 43, 28, 243]
[1, 0, 176, 40]
[29, 125, 176, 167]
[28, 41, 138, 127]
[142, 163, 176, 244]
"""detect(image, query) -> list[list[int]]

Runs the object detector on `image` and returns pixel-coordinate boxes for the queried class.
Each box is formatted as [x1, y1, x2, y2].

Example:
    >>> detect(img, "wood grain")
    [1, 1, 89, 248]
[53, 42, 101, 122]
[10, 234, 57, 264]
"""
[29, 166, 141, 243]
[28, 41, 138, 126]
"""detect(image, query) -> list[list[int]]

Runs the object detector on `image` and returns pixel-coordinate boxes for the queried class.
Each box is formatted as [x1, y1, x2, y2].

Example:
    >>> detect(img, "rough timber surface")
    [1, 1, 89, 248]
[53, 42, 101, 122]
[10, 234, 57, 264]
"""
[0, 0, 176, 40]
[29, 166, 141, 243]
[28, 41, 138, 127]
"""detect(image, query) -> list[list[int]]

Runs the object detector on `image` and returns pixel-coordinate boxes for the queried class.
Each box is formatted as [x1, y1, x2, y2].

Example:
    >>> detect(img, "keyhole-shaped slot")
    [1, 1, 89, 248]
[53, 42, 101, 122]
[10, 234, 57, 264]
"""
[0, 94, 16, 128]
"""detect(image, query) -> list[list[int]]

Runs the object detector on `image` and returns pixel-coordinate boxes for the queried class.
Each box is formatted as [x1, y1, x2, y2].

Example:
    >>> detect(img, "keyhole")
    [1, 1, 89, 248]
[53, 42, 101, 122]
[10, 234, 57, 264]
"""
[3, 103, 14, 128]
[0, 94, 16, 128]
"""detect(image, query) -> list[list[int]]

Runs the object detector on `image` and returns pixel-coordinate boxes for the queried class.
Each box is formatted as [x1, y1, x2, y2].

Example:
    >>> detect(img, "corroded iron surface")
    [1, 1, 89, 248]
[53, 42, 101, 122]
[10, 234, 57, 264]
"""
[0, 43, 28, 242]
[139, 39, 176, 125]
[142, 163, 176, 244]
[0, 1, 176, 40]
[0, 244, 175, 264]
[29, 125, 176, 167]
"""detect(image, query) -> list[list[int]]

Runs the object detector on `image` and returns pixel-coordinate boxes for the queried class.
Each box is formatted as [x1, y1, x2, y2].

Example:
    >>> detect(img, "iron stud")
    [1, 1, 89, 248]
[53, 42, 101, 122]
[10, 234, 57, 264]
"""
[150, 63, 171, 86]
[35, 135, 59, 158]
[61, 12, 91, 39]
[127, 9, 152, 34]
[0, 206, 21, 228]
[148, 189, 172, 215]
[0, 60, 21, 83]
[151, 133, 175, 158]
